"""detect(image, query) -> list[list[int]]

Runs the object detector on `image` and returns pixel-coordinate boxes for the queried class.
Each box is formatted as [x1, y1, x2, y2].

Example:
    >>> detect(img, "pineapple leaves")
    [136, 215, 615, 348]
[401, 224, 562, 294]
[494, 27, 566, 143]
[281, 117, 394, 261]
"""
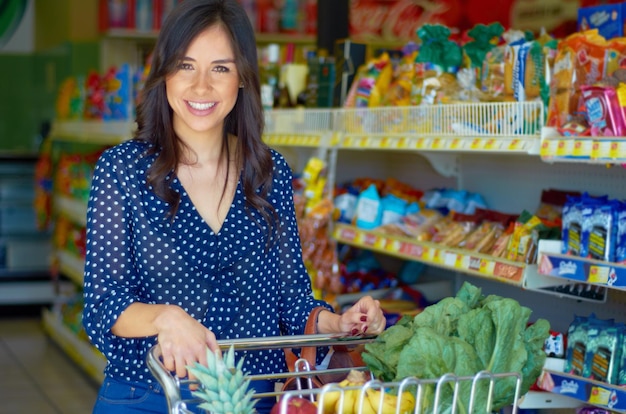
[188, 345, 258, 414]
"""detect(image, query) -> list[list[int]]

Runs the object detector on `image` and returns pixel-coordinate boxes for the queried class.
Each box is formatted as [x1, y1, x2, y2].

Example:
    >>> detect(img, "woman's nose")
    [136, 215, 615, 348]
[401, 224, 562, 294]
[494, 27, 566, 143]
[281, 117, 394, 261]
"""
[192, 71, 214, 92]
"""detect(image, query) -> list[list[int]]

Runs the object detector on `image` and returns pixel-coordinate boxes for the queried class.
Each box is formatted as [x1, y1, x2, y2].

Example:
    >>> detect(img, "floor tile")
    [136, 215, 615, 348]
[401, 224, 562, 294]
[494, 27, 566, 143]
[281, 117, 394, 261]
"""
[0, 310, 99, 414]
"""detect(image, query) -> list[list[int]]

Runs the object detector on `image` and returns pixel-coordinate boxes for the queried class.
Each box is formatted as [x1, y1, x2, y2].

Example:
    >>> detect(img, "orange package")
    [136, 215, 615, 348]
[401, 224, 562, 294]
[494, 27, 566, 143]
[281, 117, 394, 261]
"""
[547, 30, 607, 128]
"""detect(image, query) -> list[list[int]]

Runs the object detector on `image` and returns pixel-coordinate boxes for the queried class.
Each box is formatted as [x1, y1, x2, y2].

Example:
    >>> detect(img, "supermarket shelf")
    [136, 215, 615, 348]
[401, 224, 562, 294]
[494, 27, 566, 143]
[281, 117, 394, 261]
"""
[334, 224, 606, 302]
[104, 29, 315, 45]
[539, 369, 626, 412]
[519, 391, 583, 410]
[538, 251, 626, 290]
[263, 133, 330, 148]
[333, 223, 527, 286]
[336, 134, 541, 154]
[540, 127, 626, 163]
[0, 280, 56, 304]
[54, 194, 88, 226]
[56, 249, 85, 285]
[50, 121, 134, 145]
[42, 308, 106, 384]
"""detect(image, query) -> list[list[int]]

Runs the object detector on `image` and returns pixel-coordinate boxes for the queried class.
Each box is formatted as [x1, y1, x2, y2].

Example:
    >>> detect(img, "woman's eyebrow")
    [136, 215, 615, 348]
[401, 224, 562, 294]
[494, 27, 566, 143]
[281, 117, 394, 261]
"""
[180, 56, 236, 64]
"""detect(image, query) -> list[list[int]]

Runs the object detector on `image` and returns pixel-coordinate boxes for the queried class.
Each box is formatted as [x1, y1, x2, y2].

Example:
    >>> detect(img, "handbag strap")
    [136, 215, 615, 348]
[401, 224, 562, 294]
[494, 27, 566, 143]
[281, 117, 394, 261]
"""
[285, 306, 326, 371]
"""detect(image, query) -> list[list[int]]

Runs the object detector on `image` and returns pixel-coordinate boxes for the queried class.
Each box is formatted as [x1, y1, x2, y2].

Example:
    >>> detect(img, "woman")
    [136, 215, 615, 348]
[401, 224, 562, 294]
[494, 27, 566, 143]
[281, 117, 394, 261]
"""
[82, 0, 385, 412]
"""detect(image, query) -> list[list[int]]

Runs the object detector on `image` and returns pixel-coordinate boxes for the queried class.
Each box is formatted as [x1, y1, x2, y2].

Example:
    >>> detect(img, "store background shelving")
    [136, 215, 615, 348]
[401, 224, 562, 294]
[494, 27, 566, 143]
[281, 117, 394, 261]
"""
[45, 101, 626, 412]
[0, 156, 55, 305]
[39, 19, 626, 411]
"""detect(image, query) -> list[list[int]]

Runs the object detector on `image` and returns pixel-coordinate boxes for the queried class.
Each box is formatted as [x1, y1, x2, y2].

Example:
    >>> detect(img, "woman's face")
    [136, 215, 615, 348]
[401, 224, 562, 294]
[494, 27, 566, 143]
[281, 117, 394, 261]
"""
[166, 24, 240, 141]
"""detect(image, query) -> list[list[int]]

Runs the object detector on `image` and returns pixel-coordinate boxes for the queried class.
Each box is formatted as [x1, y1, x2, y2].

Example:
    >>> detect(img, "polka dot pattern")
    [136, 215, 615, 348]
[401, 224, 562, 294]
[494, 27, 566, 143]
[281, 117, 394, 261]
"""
[82, 140, 331, 383]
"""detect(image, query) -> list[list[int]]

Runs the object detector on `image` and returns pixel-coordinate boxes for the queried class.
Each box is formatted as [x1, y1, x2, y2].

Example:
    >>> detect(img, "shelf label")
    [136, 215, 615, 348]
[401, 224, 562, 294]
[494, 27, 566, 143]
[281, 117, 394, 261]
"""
[470, 138, 483, 150]
[398, 242, 426, 259]
[538, 254, 626, 287]
[337, 227, 357, 242]
[357, 232, 379, 247]
[468, 256, 482, 272]
[484, 138, 499, 150]
[507, 139, 522, 151]
[479, 259, 495, 275]
[443, 251, 457, 267]
[592, 140, 612, 160]
[449, 138, 462, 150]
[454, 253, 468, 269]
[431, 248, 444, 264]
[588, 265, 611, 284]
[415, 138, 427, 149]
[541, 371, 626, 411]
[385, 239, 402, 254]
[540, 139, 559, 158]
[556, 139, 573, 157]
[609, 140, 626, 159]
[431, 138, 443, 150]
[493, 262, 524, 283]
[572, 139, 592, 158]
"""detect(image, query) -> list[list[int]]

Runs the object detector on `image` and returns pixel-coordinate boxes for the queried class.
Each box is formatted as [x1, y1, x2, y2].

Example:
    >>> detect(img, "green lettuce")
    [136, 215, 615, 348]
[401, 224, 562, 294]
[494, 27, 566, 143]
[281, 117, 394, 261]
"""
[361, 282, 550, 413]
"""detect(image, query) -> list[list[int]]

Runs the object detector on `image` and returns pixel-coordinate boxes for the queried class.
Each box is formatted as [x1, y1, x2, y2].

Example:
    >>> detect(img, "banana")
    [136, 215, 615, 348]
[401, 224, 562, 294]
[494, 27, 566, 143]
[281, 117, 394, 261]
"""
[325, 370, 368, 414]
[365, 389, 416, 414]
[320, 379, 349, 413]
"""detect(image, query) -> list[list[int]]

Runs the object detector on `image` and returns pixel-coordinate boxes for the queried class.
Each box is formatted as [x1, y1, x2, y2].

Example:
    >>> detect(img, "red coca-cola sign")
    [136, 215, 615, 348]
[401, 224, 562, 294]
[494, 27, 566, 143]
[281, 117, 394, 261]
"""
[349, 0, 620, 42]
[349, 0, 463, 42]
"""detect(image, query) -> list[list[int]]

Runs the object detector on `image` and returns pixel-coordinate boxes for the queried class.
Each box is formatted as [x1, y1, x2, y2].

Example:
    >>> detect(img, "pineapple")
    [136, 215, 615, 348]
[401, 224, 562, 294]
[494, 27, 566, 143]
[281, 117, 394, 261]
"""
[188, 345, 257, 414]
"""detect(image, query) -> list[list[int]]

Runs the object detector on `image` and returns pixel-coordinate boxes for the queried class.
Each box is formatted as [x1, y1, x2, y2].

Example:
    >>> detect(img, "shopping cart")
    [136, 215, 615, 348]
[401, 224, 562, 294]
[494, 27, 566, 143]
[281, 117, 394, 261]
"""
[147, 334, 523, 414]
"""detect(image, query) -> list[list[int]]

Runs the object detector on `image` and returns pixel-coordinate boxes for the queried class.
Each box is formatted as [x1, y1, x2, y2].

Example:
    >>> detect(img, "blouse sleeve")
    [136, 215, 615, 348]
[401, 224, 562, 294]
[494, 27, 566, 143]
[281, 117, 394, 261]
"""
[82, 147, 141, 356]
[270, 152, 333, 336]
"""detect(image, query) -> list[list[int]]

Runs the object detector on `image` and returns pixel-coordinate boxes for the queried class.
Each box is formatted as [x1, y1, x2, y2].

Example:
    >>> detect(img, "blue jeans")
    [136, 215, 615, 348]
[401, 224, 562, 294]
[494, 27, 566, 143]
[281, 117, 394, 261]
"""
[93, 377, 275, 413]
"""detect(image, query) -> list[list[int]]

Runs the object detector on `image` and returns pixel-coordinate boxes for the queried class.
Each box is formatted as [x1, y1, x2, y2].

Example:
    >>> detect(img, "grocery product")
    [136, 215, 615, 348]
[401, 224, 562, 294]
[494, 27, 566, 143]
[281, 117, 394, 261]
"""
[188, 345, 257, 414]
[362, 282, 550, 413]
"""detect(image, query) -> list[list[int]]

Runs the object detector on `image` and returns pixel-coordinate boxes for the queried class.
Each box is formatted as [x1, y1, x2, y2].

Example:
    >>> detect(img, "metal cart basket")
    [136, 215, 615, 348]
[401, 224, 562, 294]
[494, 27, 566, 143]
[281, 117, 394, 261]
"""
[147, 334, 523, 414]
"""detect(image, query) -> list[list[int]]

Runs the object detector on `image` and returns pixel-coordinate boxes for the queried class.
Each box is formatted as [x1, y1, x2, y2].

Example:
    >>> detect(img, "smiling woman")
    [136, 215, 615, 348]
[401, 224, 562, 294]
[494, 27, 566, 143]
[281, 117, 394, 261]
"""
[81, 1, 385, 413]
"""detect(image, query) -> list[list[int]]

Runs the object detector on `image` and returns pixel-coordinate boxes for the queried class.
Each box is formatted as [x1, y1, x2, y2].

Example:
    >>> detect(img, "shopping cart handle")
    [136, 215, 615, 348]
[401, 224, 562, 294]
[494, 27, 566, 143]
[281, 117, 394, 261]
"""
[215, 332, 377, 351]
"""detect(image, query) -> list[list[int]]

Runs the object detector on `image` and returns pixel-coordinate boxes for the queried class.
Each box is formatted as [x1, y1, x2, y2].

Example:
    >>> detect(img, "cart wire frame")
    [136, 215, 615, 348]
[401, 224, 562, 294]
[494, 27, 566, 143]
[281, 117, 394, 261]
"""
[146, 334, 523, 414]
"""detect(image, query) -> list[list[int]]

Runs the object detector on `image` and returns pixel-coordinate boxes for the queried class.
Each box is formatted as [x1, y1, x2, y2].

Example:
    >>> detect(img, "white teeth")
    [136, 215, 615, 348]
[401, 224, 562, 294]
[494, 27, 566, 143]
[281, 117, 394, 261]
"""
[188, 101, 215, 110]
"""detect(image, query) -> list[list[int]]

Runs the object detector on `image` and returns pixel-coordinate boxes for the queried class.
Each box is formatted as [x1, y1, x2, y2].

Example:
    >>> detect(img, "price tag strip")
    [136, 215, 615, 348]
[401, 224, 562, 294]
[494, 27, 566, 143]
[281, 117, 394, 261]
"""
[333, 224, 526, 285]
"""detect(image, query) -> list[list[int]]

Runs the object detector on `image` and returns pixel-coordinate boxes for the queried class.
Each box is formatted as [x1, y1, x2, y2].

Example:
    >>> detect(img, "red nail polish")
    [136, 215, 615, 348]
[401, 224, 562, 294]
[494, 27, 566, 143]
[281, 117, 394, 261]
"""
[360, 316, 367, 322]
[351, 329, 358, 336]
[363, 325, 368, 332]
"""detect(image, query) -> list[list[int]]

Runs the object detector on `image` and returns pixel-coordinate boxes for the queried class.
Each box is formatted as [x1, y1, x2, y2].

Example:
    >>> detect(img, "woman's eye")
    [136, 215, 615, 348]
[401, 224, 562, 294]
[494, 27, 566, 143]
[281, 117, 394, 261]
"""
[177, 62, 194, 70]
[214, 65, 231, 73]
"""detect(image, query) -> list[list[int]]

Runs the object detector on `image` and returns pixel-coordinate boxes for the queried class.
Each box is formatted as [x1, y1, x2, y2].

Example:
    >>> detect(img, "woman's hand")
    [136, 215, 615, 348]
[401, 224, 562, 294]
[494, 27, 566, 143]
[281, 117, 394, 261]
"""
[154, 305, 220, 379]
[338, 296, 386, 336]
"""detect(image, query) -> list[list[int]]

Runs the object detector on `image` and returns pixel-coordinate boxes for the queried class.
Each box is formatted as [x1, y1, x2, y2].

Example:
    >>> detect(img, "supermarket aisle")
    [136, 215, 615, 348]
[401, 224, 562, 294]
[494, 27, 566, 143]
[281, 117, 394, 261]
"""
[0, 306, 98, 414]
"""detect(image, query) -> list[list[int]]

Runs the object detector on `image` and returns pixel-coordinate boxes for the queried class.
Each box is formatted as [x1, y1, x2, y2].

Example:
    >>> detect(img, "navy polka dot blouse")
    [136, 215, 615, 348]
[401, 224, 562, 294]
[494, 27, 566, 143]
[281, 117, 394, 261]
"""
[82, 139, 332, 383]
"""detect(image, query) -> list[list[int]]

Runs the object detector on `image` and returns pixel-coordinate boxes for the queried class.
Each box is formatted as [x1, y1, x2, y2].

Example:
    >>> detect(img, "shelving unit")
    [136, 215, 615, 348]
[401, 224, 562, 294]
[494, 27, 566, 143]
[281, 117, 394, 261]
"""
[44, 103, 626, 412]
[0, 155, 54, 305]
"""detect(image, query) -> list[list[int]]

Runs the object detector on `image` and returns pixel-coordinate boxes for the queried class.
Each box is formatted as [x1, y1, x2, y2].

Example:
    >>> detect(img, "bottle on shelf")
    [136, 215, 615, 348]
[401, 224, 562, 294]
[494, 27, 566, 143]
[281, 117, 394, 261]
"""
[280, 0, 300, 33]
[260, 43, 281, 111]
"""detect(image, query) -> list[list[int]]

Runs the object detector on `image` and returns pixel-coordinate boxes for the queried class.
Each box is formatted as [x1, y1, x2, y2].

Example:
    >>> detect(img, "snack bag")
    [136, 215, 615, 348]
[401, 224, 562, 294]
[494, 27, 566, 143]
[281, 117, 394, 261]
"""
[547, 30, 607, 128]
[354, 53, 393, 108]
[382, 47, 418, 107]
[564, 315, 588, 377]
[581, 85, 626, 136]
[588, 200, 620, 262]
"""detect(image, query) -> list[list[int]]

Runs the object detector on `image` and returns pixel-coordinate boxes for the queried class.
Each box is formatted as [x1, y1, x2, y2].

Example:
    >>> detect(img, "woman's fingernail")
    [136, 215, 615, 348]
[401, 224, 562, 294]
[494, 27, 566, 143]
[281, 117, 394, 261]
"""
[351, 329, 359, 336]
[360, 316, 367, 322]
[363, 325, 368, 332]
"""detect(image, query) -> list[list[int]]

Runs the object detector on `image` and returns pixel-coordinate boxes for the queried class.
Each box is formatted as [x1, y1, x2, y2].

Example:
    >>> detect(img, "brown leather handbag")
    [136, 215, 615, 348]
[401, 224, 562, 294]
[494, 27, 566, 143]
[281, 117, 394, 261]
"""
[282, 306, 367, 390]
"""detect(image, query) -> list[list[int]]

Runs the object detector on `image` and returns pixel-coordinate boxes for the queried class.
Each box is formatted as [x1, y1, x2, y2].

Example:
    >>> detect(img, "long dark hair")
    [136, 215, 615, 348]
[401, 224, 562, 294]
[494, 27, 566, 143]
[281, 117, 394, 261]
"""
[135, 0, 276, 232]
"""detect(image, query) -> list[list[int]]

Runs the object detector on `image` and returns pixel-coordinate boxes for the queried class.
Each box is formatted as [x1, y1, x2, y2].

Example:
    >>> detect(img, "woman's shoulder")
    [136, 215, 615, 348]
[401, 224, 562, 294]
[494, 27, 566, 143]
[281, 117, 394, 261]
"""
[269, 148, 289, 171]
[96, 139, 154, 173]
[99, 139, 152, 162]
